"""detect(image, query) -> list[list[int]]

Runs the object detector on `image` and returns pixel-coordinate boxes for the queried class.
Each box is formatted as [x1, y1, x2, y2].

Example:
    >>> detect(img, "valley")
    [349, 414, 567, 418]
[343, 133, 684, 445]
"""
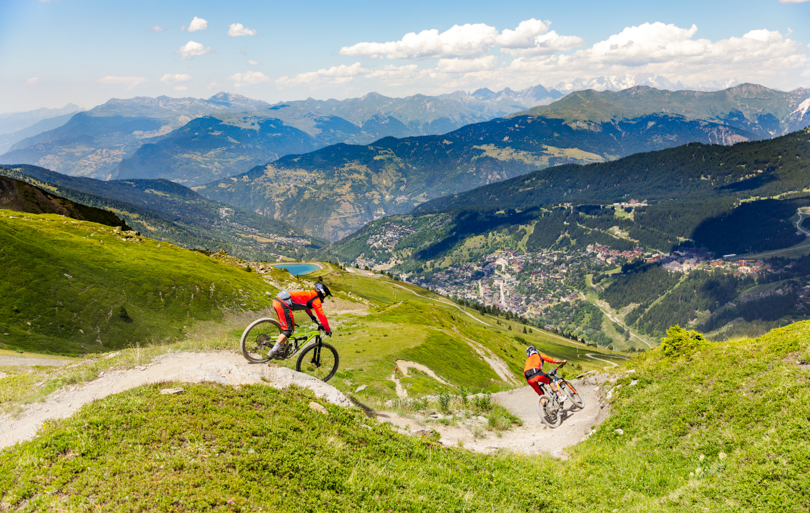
[3, 77, 810, 512]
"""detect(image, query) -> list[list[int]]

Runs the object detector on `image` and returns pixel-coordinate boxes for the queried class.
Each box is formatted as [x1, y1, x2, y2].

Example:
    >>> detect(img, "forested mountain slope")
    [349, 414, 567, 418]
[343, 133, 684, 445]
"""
[416, 127, 810, 214]
[197, 112, 750, 241]
[517, 83, 810, 137]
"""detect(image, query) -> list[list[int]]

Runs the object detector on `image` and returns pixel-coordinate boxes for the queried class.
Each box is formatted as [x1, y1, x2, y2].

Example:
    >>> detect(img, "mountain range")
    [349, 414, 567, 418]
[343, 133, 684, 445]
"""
[195, 83, 810, 241]
[0, 85, 562, 183]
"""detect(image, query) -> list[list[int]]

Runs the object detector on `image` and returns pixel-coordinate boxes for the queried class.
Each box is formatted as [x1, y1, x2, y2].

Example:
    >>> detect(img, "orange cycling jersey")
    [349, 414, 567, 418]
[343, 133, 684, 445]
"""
[524, 353, 563, 374]
[274, 290, 330, 332]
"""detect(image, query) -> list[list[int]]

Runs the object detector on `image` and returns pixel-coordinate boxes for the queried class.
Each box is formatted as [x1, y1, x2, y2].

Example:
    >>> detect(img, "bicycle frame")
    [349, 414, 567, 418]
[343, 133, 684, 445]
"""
[276, 330, 323, 360]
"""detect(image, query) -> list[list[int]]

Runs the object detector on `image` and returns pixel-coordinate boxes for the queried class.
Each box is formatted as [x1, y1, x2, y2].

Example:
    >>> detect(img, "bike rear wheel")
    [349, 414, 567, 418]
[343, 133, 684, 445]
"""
[296, 341, 339, 382]
[536, 394, 562, 428]
[240, 318, 281, 363]
[561, 380, 584, 410]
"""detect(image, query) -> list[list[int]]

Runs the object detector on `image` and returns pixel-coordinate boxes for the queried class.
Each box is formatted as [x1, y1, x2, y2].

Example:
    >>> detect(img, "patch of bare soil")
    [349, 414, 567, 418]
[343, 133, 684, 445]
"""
[377, 374, 610, 458]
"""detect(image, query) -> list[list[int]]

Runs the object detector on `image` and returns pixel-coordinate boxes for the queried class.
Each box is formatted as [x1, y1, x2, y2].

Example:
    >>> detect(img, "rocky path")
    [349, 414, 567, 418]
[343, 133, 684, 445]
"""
[1, 352, 610, 459]
[377, 374, 610, 458]
[0, 351, 351, 449]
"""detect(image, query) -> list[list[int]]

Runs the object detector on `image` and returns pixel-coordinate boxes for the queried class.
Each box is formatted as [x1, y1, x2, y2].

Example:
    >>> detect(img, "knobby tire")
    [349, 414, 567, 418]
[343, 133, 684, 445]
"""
[296, 341, 339, 382]
[562, 380, 585, 410]
[537, 394, 562, 428]
[240, 318, 281, 363]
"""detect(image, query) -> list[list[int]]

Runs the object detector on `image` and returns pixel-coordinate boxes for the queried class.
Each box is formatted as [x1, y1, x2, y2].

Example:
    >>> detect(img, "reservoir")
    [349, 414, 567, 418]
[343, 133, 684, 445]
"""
[273, 263, 320, 275]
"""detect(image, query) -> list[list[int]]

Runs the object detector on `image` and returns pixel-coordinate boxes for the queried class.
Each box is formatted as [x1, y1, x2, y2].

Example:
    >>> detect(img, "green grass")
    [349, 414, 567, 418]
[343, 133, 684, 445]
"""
[3, 320, 809, 511]
[3, 319, 810, 510]
[0, 382, 556, 512]
[0, 210, 277, 354]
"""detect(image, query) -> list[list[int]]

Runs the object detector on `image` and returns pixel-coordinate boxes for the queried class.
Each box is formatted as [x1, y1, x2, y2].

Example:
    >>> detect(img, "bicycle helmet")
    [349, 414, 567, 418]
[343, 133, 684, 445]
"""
[315, 282, 332, 301]
[526, 345, 538, 358]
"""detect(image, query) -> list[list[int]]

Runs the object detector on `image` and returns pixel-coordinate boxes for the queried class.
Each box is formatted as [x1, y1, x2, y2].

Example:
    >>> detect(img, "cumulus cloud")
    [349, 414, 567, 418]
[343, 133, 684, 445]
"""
[248, 59, 261, 65]
[177, 41, 211, 59]
[25, 77, 38, 86]
[229, 70, 270, 87]
[160, 73, 192, 84]
[187, 17, 208, 32]
[292, 20, 807, 95]
[227, 23, 257, 37]
[97, 76, 147, 90]
[151, 25, 163, 32]
[340, 24, 498, 60]
[340, 19, 583, 60]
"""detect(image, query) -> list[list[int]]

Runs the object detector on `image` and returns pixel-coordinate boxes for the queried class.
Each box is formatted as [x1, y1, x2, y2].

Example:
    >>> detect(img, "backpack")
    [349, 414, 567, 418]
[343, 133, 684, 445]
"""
[276, 290, 293, 308]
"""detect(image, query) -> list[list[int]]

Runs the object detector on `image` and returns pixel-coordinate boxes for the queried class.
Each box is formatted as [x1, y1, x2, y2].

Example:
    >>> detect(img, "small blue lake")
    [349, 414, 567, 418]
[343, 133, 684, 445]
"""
[273, 263, 320, 275]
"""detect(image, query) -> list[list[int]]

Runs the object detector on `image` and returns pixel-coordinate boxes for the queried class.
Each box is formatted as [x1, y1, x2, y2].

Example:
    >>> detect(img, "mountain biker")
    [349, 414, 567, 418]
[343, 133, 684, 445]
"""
[270, 283, 333, 359]
[524, 346, 566, 406]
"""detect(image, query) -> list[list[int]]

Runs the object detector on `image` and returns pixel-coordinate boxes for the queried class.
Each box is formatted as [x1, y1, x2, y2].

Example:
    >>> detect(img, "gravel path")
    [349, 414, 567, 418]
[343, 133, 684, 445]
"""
[377, 374, 610, 458]
[0, 351, 351, 450]
[2, 352, 610, 459]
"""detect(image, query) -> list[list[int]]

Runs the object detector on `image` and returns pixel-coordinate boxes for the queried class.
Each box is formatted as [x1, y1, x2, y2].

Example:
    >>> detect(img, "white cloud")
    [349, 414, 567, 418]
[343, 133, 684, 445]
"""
[188, 17, 208, 32]
[248, 59, 261, 65]
[339, 19, 583, 60]
[340, 24, 498, 60]
[151, 25, 163, 33]
[25, 77, 38, 86]
[177, 41, 211, 59]
[779, 0, 809, 3]
[160, 73, 192, 83]
[287, 20, 807, 96]
[175, 86, 188, 91]
[227, 23, 257, 37]
[207, 80, 219, 89]
[229, 70, 270, 87]
[97, 76, 147, 90]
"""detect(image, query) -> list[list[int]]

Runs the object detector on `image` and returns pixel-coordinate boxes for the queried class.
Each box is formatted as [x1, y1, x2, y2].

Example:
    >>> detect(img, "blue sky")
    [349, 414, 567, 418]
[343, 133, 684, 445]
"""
[1, 0, 808, 112]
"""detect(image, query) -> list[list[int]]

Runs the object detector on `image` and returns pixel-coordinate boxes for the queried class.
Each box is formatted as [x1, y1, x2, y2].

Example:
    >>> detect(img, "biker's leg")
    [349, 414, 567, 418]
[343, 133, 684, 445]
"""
[271, 300, 294, 357]
[528, 376, 547, 406]
[271, 332, 290, 357]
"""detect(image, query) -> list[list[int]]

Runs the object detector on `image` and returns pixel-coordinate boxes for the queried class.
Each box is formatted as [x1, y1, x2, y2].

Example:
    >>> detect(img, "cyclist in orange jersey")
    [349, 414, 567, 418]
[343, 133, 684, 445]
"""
[524, 346, 566, 406]
[270, 283, 332, 359]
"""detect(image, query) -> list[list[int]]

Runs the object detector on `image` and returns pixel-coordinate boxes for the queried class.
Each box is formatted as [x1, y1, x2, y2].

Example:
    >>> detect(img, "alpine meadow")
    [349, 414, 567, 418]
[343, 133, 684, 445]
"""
[2, 1, 810, 511]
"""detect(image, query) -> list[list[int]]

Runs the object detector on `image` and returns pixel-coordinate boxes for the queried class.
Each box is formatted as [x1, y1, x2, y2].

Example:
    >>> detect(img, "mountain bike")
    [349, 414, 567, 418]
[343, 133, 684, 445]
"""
[240, 318, 339, 382]
[535, 364, 585, 428]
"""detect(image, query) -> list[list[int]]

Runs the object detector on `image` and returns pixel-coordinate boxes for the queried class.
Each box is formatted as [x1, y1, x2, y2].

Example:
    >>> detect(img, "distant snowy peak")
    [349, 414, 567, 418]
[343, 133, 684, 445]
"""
[554, 74, 740, 93]
[790, 98, 810, 119]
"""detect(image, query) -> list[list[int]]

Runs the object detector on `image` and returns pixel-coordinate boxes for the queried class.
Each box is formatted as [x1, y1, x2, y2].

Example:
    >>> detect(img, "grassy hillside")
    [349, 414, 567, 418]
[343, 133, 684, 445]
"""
[0, 209, 278, 354]
[0, 175, 128, 230]
[2, 322, 808, 511]
[0, 165, 323, 261]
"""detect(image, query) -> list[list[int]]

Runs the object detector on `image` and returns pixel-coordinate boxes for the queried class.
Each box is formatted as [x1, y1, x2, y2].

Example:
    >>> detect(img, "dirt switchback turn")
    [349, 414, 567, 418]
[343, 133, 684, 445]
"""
[0, 351, 352, 449]
[377, 374, 610, 458]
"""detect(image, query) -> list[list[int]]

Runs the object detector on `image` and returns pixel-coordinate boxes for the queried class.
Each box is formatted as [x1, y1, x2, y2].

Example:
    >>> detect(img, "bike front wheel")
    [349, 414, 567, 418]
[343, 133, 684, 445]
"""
[240, 318, 281, 363]
[537, 395, 562, 428]
[561, 380, 585, 410]
[296, 341, 339, 382]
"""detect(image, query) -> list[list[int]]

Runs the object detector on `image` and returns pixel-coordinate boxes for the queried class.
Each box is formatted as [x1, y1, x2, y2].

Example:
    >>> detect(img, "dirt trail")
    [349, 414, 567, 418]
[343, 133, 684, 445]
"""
[0, 351, 351, 450]
[2, 353, 611, 458]
[378, 374, 610, 458]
